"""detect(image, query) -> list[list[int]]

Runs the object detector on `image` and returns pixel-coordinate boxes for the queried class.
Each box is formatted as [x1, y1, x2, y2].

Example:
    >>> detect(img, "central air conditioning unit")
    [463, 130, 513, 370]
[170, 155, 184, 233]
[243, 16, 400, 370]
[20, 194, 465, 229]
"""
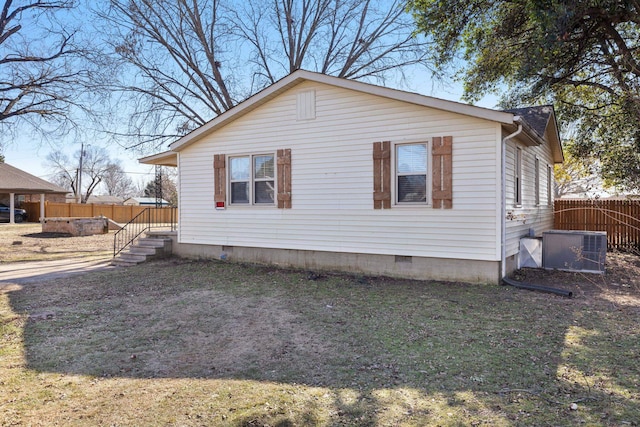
[542, 230, 607, 273]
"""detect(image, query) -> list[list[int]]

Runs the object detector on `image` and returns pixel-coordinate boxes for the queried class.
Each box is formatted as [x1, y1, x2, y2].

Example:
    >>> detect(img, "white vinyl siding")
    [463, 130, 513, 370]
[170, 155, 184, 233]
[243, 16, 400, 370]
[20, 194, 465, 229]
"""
[178, 81, 502, 261]
[504, 134, 556, 258]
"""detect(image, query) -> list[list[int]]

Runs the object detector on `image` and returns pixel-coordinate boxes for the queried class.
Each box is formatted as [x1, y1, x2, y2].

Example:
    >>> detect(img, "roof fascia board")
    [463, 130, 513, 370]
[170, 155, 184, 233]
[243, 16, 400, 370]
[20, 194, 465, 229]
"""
[169, 70, 516, 152]
[311, 71, 515, 124]
[546, 111, 564, 163]
[170, 73, 308, 151]
[520, 119, 546, 147]
[139, 150, 178, 166]
[0, 188, 60, 193]
[503, 114, 564, 164]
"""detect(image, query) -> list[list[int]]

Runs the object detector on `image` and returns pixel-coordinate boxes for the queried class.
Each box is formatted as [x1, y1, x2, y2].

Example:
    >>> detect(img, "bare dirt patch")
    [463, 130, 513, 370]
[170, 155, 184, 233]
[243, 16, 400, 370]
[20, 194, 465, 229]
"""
[1, 228, 639, 425]
[0, 223, 114, 262]
[1, 254, 639, 426]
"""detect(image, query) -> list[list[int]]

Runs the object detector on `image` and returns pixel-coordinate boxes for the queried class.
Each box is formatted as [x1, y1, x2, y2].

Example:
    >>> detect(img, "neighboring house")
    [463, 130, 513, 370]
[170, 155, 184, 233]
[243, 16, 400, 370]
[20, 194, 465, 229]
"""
[22, 193, 67, 203]
[85, 195, 125, 205]
[141, 70, 563, 284]
[123, 197, 171, 207]
[0, 163, 69, 222]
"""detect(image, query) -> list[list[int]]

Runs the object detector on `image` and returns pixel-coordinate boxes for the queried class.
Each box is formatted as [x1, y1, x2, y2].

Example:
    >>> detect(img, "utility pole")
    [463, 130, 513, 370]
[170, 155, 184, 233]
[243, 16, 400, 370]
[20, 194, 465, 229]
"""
[77, 142, 84, 203]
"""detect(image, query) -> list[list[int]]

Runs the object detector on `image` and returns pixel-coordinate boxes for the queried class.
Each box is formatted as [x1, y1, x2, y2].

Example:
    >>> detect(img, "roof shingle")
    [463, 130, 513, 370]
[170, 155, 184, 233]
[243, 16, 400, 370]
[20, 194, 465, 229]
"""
[0, 163, 68, 194]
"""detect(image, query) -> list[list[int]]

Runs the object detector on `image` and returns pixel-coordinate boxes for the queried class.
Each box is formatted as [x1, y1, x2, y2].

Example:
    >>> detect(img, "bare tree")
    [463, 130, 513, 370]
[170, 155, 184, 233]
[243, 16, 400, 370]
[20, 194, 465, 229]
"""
[234, 0, 428, 86]
[0, 0, 85, 147]
[47, 150, 79, 197]
[46, 145, 123, 203]
[97, 0, 237, 149]
[102, 162, 136, 198]
[97, 0, 431, 151]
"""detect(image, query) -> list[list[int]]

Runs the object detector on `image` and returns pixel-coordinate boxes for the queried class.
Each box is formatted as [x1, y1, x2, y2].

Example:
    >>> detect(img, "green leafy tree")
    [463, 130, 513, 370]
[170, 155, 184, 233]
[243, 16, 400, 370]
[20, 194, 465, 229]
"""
[554, 141, 609, 198]
[408, 0, 640, 192]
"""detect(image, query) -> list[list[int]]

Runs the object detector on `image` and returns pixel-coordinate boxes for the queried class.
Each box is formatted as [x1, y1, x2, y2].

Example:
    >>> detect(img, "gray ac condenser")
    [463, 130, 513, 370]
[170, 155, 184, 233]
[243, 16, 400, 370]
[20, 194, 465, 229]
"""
[542, 230, 607, 273]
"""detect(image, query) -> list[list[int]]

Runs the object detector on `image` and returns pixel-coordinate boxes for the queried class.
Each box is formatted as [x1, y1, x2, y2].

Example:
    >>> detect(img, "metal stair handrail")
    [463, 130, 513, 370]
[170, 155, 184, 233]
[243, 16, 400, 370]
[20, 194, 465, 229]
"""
[113, 207, 177, 257]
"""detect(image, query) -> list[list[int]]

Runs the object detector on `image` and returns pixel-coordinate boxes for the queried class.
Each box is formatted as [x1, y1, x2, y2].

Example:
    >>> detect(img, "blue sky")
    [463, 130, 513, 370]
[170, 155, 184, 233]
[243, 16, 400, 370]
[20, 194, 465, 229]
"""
[2, 0, 500, 190]
[4, 70, 499, 186]
[4, 137, 159, 185]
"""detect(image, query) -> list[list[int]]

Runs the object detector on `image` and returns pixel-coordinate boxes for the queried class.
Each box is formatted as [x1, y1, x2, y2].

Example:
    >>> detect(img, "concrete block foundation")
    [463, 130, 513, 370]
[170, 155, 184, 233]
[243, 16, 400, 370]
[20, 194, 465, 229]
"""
[168, 240, 501, 284]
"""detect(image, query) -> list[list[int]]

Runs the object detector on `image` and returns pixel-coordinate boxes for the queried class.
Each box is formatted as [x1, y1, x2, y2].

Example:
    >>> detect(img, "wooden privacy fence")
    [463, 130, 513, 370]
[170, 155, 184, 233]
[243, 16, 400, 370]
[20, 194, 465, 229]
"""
[554, 199, 640, 250]
[22, 202, 177, 224]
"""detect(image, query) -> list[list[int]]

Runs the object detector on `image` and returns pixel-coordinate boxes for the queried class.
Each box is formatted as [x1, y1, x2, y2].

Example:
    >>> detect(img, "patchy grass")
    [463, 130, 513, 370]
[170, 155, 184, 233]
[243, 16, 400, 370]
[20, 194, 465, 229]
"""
[0, 224, 113, 263]
[1, 257, 639, 426]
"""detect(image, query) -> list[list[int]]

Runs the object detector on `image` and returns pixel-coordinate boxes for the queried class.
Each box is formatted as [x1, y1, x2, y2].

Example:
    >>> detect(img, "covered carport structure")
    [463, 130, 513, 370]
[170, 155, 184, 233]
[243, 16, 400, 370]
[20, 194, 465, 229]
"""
[0, 163, 68, 224]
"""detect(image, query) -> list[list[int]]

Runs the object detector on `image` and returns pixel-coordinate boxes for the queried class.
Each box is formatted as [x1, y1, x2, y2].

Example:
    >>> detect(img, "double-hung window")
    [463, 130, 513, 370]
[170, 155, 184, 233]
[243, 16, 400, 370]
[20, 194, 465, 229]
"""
[396, 143, 428, 204]
[229, 154, 275, 205]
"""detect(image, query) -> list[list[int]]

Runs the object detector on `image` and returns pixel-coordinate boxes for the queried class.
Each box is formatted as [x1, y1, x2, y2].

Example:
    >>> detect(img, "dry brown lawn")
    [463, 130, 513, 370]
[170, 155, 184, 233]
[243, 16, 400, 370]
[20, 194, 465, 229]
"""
[1, 223, 639, 426]
[0, 223, 114, 263]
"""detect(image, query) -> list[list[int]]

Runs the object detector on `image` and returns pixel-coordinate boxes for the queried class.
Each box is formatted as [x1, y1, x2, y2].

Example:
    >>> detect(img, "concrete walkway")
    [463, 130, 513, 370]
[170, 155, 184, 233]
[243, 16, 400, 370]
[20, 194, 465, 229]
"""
[0, 257, 115, 284]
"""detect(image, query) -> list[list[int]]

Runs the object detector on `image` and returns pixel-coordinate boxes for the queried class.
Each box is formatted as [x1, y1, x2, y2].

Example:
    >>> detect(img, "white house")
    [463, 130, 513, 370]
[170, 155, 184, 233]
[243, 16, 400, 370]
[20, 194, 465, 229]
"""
[141, 70, 563, 284]
[123, 197, 172, 207]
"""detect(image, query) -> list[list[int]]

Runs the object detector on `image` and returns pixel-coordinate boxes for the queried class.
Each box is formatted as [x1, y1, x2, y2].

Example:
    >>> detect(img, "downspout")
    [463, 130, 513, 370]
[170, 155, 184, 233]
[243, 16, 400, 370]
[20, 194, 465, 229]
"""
[501, 118, 523, 279]
[500, 118, 573, 298]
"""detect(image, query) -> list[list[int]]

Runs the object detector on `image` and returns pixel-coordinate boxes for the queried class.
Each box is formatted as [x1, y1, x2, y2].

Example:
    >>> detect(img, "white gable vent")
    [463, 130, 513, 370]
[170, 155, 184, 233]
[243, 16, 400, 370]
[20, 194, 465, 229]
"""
[296, 90, 316, 120]
[542, 230, 607, 273]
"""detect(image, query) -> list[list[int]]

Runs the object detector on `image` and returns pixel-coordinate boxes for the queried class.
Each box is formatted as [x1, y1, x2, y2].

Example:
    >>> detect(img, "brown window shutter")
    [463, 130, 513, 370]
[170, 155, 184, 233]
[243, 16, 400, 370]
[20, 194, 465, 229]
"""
[373, 141, 391, 209]
[213, 154, 226, 204]
[277, 149, 292, 209]
[432, 136, 453, 209]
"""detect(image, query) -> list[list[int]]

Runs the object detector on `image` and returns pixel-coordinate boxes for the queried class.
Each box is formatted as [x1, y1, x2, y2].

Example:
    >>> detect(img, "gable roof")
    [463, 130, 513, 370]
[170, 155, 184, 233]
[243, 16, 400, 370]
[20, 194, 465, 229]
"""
[169, 69, 517, 152]
[145, 70, 562, 164]
[505, 105, 563, 163]
[0, 163, 68, 194]
[86, 195, 124, 204]
[506, 106, 552, 138]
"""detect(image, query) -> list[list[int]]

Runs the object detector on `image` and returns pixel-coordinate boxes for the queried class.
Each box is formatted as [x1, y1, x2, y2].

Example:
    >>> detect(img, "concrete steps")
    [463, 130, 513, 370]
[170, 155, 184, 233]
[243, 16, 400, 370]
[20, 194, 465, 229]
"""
[112, 236, 172, 267]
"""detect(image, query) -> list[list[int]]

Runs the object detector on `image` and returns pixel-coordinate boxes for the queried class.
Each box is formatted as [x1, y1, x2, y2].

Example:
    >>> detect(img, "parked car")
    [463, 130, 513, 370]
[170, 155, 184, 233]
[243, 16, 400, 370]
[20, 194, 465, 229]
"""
[0, 203, 28, 223]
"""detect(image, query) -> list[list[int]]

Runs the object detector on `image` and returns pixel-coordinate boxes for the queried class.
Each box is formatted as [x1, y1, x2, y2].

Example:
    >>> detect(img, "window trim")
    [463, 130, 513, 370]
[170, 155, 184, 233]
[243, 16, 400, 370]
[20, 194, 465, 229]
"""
[394, 141, 431, 206]
[547, 164, 553, 206]
[514, 146, 522, 207]
[535, 156, 540, 206]
[228, 152, 276, 206]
